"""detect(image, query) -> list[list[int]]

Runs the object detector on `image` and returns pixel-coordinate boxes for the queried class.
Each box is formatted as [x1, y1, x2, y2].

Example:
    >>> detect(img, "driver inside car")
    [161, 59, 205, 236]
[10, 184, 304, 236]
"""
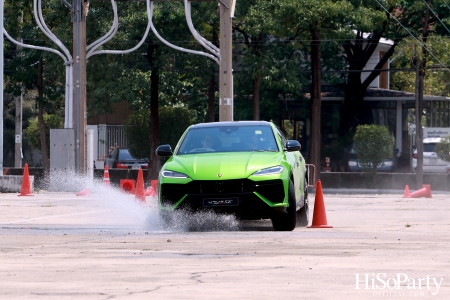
[201, 135, 215, 149]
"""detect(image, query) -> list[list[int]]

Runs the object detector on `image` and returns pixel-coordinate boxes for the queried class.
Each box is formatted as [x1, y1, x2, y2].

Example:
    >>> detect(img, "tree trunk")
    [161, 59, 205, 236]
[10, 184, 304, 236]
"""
[252, 69, 262, 120]
[37, 59, 50, 172]
[339, 29, 396, 146]
[207, 25, 219, 122]
[414, 55, 423, 188]
[207, 70, 215, 122]
[308, 25, 321, 180]
[252, 33, 264, 121]
[415, 2, 431, 189]
[147, 42, 160, 180]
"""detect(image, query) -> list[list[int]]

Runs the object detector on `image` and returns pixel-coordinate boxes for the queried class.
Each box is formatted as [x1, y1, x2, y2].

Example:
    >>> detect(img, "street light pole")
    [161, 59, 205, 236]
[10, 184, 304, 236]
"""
[73, 0, 87, 173]
[219, 0, 233, 121]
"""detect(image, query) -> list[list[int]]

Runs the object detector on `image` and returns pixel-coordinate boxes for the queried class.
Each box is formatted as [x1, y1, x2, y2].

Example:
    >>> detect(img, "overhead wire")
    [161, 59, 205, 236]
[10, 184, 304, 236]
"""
[374, 0, 450, 73]
[421, 0, 450, 34]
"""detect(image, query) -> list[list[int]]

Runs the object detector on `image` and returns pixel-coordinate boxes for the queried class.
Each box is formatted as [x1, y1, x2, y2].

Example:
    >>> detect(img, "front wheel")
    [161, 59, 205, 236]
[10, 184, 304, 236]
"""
[271, 180, 297, 231]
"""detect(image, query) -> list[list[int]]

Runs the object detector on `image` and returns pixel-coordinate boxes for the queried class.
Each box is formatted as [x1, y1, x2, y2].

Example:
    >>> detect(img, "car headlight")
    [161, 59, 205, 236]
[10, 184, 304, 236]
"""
[384, 161, 393, 166]
[348, 161, 357, 166]
[162, 170, 189, 178]
[252, 166, 284, 176]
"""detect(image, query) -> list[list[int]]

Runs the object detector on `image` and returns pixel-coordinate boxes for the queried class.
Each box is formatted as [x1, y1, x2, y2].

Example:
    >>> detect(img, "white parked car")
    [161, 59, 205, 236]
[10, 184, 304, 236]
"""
[412, 138, 448, 173]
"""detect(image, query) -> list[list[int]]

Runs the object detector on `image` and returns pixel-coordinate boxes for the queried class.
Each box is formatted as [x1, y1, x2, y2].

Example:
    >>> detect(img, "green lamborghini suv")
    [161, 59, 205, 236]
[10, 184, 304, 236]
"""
[156, 121, 309, 231]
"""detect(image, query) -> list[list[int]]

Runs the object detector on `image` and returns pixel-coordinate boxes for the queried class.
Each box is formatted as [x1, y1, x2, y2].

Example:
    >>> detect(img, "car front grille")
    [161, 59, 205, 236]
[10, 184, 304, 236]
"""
[160, 179, 285, 208]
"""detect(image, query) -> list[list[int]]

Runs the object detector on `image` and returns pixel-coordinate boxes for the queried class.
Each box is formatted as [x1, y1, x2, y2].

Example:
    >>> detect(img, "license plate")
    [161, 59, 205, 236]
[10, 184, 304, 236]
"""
[203, 198, 239, 207]
[132, 163, 141, 169]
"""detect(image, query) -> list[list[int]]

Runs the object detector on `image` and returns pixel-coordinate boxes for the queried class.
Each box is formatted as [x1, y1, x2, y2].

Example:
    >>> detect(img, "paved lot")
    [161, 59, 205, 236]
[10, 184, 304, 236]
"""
[0, 187, 449, 300]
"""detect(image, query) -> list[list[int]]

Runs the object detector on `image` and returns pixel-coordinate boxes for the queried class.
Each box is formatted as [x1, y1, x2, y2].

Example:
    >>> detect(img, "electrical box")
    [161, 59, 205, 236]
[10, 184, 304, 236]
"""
[50, 129, 75, 171]
[50, 129, 76, 191]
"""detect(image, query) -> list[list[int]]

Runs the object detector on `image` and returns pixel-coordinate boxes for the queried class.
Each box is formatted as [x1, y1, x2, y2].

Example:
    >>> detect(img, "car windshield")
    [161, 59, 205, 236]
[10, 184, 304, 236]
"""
[118, 149, 136, 160]
[177, 125, 279, 154]
[423, 143, 437, 152]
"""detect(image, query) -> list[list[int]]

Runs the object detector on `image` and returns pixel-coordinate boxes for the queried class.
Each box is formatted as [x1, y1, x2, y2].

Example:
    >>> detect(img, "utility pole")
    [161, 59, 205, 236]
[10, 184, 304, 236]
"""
[15, 94, 22, 167]
[218, 0, 233, 121]
[0, 0, 4, 176]
[15, 12, 24, 168]
[73, 0, 88, 173]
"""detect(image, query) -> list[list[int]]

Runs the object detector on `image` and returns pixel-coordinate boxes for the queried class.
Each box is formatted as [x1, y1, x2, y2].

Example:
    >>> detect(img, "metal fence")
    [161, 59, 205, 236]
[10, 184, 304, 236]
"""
[97, 125, 128, 159]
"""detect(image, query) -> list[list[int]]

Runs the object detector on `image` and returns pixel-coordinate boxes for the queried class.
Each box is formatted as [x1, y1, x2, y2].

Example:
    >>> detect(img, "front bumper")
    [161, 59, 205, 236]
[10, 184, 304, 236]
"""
[159, 179, 287, 219]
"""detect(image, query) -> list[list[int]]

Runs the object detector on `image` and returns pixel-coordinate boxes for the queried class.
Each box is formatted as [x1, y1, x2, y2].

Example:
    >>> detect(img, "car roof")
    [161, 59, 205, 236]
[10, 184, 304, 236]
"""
[188, 121, 273, 129]
[423, 138, 442, 143]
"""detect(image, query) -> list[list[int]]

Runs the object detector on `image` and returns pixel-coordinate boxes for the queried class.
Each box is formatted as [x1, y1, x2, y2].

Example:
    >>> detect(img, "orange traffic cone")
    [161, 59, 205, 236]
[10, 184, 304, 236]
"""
[18, 163, 34, 196]
[403, 185, 411, 198]
[103, 165, 111, 187]
[135, 168, 146, 203]
[145, 180, 158, 196]
[409, 184, 432, 198]
[76, 188, 90, 196]
[308, 179, 332, 228]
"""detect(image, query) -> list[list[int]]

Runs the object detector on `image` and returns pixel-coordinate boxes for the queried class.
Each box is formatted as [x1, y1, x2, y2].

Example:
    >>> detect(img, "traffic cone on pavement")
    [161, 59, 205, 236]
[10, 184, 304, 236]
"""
[145, 180, 158, 196]
[103, 165, 111, 187]
[403, 185, 411, 198]
[135, 168, 146, 203]
[409, 184, 432, 198]
[308, 179, 332, 228]
[76, 188, 90, 196]
[18, 163, 34, 196]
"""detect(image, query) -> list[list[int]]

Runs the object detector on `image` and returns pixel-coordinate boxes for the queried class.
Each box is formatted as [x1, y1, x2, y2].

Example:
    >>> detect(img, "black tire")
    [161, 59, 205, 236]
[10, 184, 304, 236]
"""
[296, 176, 309, 227]
[159, 210, 173, 228]
[271, 179, 297, 231]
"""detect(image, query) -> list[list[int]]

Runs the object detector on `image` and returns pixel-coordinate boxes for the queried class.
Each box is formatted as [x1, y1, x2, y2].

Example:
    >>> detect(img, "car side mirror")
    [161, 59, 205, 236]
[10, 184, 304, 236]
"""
[285, 140, 301, 152]
[156, 144, 173, 157]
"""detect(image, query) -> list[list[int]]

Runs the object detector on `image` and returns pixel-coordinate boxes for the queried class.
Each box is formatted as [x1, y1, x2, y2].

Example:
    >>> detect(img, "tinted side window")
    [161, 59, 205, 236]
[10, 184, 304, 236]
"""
[423, 143, 437, 152]
[274, 127, 287, 148]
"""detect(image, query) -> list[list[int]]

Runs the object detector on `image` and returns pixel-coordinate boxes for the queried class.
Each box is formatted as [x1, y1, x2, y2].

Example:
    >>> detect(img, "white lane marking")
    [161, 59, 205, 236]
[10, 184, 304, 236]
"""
[0, 210, 112, 225]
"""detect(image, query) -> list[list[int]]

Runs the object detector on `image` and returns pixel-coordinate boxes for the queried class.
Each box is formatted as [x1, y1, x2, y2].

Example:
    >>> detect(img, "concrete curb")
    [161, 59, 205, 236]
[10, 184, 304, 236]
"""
[318, 188, 450, 195]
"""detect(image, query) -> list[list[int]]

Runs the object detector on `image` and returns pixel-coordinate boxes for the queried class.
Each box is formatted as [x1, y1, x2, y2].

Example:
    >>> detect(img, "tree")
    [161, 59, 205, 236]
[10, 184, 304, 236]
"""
[436, 136, 450, 163]
[124, 106, 195, 162]
[4, 0, 67, 171]
[353, 124, 393, 174]
[26, 114, 64, 159]
[277, 0, 355, 176]
[233, 0, 306, 121]
[339, 1, 395, 140]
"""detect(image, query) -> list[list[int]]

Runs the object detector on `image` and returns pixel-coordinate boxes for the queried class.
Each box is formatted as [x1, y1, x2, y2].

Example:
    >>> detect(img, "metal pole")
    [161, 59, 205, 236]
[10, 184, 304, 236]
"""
[15, 94, 22, 167]
[0, 0, 4, 176]
[86, 128, 94, 183]
[73, 0, 87, 173]
[219, 0, 233, 121]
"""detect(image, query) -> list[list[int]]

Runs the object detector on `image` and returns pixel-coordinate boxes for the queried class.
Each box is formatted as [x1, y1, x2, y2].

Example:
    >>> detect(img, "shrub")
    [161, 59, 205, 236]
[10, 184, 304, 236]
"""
[436, 136, 450, 162]
[26, 114, 64, 155]
[353, 124, 393, 174]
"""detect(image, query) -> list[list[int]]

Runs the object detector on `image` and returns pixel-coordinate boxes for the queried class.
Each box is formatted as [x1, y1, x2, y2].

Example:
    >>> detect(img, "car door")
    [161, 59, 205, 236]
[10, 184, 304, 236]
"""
[275, 127, 302, 202]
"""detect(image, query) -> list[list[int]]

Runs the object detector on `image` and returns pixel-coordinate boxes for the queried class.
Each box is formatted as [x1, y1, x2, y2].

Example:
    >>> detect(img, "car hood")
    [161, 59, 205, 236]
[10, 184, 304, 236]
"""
[164, 152, 282, 180]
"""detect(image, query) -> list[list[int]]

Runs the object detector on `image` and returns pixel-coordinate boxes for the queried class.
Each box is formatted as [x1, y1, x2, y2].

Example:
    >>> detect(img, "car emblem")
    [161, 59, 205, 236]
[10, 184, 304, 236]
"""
[217, 174, 222, 177]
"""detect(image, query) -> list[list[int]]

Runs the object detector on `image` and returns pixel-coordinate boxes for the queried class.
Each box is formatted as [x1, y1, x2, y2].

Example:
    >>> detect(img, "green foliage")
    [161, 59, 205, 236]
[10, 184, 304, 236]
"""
[435, 136, 450, 163]
[353, 124, 393, 173]
[124, 107, 195, 160]
[123, 111, 151, 160]
[26, 114, 64, 154]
